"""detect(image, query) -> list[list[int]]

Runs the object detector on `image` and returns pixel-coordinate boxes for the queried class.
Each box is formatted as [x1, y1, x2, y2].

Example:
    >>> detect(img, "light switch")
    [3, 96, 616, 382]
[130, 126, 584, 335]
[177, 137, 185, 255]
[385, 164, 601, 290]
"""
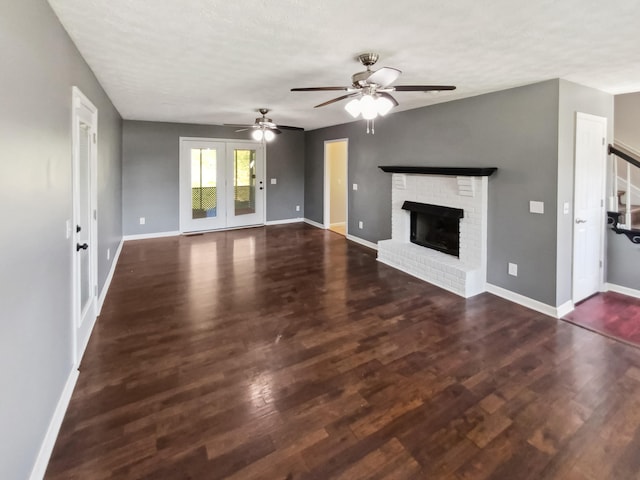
[529, 201, 544, 214]
[270, 178, 277, 184]
[563, 202, 570, 215]
[353, 183, 358, 191]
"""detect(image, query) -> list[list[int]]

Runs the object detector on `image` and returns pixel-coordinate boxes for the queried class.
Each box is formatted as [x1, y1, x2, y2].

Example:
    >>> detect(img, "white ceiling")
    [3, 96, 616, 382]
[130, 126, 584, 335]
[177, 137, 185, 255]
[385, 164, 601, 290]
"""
[48, 0, 640, 131]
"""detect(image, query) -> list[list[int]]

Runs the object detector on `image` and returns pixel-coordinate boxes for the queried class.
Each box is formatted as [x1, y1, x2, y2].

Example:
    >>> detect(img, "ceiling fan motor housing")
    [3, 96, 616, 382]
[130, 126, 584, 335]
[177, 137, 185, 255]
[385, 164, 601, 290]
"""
[352, 53, 380, 87]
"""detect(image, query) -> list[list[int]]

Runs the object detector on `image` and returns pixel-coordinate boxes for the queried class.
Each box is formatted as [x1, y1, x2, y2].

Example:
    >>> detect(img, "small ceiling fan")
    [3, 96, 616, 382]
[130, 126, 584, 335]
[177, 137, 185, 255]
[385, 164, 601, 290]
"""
[225, 108, 302, 142]
[291, 53, 456, 133]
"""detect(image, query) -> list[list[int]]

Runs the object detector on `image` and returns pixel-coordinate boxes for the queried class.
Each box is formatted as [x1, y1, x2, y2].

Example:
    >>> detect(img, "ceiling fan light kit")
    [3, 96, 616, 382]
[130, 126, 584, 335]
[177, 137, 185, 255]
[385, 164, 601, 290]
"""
[225, 108, 301, 142]
[291, 52, 456, 134]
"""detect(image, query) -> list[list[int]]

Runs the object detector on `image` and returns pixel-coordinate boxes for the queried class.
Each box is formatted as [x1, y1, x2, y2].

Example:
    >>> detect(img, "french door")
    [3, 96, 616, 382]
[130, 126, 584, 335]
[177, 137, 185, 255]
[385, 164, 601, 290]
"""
[180, 138, 264, 232]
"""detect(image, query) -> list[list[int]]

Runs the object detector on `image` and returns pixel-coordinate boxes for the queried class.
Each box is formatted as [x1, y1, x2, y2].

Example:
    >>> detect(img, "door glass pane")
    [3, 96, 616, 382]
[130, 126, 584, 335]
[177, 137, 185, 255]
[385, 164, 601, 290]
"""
[233, 149, 256, 216]
[79, 125, 91, 310]
[191, 148, 217, 219]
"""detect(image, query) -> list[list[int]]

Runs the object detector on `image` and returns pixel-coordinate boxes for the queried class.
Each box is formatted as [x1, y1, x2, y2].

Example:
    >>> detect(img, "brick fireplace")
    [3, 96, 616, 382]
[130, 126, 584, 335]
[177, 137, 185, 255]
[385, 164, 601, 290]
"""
[377, 166, 496, 298]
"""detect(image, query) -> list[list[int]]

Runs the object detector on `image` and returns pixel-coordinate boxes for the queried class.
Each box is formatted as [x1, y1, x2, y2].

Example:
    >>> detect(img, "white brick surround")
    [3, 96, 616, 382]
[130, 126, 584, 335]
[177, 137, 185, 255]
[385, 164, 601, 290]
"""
[377, 174, 488, 297]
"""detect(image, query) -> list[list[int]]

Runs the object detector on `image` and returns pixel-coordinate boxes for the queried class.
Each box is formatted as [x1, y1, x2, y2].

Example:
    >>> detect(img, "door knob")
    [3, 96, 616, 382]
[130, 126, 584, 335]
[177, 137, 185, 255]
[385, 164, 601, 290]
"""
[76, 243, 89, 251]
[575, 218, 587, 224]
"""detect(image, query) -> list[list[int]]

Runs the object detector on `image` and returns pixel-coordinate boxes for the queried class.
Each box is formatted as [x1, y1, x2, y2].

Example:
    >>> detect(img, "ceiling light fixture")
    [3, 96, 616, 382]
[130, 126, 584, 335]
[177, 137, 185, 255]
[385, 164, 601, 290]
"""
[344, 94, 395, 134]
[251, 127, 275, 142]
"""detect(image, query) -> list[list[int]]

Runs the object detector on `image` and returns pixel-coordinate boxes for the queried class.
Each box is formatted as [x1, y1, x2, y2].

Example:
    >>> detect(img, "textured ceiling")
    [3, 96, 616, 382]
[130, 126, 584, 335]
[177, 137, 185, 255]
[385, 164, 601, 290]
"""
[48, 0, 640, 131]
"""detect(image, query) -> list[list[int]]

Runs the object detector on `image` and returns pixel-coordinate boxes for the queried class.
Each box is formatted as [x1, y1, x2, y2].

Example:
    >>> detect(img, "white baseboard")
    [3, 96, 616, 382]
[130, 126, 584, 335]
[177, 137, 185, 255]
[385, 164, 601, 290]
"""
[265, 218, 303, 225]
[606, 282, 640, 299]
[304, 218, 325, 229]
[329, 222, 346, 228]
[98, 238, 123, 315]
[29, 368, 79, 480]
[346, 234, 378, 251]
[485, 283, 570, 318]
[556, 300, 575, 317]
[123, 230, 180, 241]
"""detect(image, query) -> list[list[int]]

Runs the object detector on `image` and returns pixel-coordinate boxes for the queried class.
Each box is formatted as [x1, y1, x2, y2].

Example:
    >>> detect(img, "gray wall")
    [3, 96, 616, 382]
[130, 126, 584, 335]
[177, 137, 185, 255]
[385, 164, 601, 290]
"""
[0, 1, 122, 479]
[556, 80, 614, 305]
[607, 91, 640, 290]
[123, 121, 304, 235]
[306, 80, 562, 306]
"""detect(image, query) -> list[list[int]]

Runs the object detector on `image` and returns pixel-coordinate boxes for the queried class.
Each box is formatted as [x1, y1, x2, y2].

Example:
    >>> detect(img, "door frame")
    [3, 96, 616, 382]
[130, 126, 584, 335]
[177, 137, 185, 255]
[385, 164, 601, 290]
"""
[323, 138, 349, 231]
[71, 86, 98, 366]
[572, 112, 607, 303]
[178, 137, 266, 233]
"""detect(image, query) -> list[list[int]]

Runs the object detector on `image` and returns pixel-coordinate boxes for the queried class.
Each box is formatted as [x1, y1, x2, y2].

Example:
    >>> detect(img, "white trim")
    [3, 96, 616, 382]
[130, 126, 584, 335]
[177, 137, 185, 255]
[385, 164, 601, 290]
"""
[304, 218, 325, 229]
[606, 282, 640, 299]
[29, 368, 79, 480]
[329, 222, 346, 228]
[265, 218, 303, 225]
[556, 300, 575, 317]
[346, 234, 378, 250]
[486, 283, 569, 318]
[123, 231, 180, 241]
[97, 238, 123, 314]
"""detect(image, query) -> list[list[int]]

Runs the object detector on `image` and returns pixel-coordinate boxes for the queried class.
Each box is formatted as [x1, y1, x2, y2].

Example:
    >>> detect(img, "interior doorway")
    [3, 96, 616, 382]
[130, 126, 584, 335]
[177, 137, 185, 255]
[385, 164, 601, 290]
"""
[72, 87, 98, 365]
[572, 112, 607, 303]
[324, 139, 348, 236]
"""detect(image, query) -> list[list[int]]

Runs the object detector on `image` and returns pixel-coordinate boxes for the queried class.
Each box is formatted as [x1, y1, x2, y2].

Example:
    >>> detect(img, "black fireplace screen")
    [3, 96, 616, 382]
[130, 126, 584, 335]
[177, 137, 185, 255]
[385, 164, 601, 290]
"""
[401, 201, 464, 257]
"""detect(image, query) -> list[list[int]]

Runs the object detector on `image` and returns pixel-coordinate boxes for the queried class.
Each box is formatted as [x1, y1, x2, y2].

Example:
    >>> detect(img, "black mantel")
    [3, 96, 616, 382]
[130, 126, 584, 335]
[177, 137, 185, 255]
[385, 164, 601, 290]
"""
[378, 166, 497, 176]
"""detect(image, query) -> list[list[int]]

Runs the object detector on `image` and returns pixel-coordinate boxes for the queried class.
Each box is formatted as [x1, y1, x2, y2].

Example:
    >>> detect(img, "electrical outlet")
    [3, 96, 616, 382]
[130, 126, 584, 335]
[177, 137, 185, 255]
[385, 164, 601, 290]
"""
[508, 263, 518, 276]
[358, 221, 363, 229]
[270, 178, 277, 184]
[353, 183, 358, 191]
[295, 205, 300, 212]
[139, 217, 146, 225]
[107, 248, 110, 260]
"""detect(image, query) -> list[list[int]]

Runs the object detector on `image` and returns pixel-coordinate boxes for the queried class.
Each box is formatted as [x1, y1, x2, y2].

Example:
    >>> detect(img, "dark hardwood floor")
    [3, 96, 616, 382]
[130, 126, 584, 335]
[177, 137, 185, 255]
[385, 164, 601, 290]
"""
[46, 224, 640, 479]
[564, 291, 640, 348]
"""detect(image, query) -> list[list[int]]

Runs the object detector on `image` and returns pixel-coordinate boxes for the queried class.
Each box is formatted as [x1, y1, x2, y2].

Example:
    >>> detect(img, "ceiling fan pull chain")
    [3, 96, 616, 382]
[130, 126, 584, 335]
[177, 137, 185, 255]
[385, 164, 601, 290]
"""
[366, 120, 370, 134]
[372, 119, 375, 135]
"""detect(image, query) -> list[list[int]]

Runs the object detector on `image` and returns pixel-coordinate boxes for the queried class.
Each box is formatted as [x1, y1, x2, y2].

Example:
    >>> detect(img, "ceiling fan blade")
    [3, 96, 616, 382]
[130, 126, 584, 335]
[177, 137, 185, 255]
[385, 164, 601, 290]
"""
[291, 86, 350, 91]
[314, 93, 360, 108]
[367, 67, 402, 87]
[272, 128, 282, 135]
[379, 92, 399, 107]
[393, 85, 456, 92]
[235, 128, 249, 133]
[225, 123, 253, 128]
[277, 125, 304, 131]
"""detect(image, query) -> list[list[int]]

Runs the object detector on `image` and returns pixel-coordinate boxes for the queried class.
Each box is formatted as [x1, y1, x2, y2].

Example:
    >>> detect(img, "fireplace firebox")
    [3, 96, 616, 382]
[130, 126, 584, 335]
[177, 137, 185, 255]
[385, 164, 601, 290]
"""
[401, 201, 464, 257]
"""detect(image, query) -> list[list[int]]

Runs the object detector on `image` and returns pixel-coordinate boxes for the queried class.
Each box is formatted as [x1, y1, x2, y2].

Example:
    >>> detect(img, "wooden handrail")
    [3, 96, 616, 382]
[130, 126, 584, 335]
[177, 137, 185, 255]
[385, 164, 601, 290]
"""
[609, 143, 640, 169]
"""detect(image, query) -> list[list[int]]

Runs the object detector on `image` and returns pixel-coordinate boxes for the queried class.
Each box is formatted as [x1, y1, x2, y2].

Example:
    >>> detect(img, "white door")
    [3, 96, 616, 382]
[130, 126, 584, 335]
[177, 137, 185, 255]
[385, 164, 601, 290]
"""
[72, 87, 98, 364]
[180, 138, 264, 232]
[573, 112, 606, 303]
[225, 142, 264, 228]
[180, 139, 227, 232]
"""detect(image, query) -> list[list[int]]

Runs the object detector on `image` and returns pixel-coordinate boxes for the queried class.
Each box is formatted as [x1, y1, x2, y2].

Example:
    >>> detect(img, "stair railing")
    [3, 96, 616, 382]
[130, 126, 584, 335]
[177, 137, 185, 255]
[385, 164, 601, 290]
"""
[608, 142, 640, 243]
